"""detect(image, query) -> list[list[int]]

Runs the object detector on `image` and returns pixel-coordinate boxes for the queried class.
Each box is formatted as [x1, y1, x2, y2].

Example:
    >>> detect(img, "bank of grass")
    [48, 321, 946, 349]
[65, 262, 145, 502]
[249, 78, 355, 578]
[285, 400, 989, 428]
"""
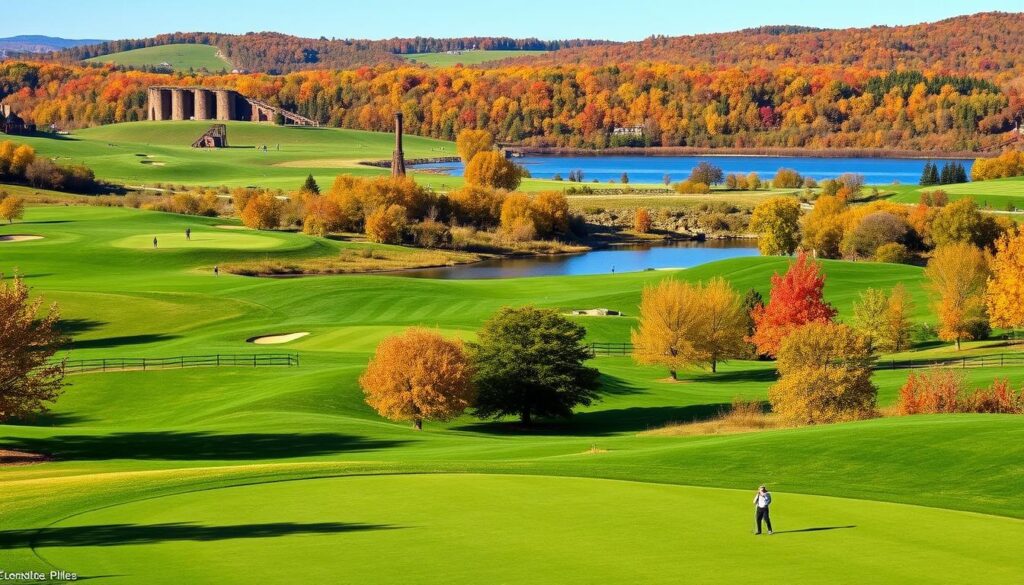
[222, 245, 483, 275]
[85, 43, 232, 72]
[1, 205, 1023, 583]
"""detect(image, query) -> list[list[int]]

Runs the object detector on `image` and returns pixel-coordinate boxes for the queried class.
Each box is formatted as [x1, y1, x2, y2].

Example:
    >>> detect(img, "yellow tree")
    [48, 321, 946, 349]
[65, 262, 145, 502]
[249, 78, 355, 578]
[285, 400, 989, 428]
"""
[749, 196, 801, 256]
[240, 193, 283, 230]
[801, 194, 847, 258]
[925, 243, 989, 350]
[879, 283, 915, 352]
[456, 129, 494, 164]
[692, 277, 748, 373]
[851, 288, 888, 352]
[987, 227, 1024, 330]
[465, 151, 523, 191]
[0, 195, 25, 223]
[631, 279, 703, 380]
[768, 322, 876, 424]
[364, 204, 408, 244]
[530, 191, 569, 237]
[499, 193, 536, 241]
[359, 328, 475, 430]
[9, 144, 35, 176]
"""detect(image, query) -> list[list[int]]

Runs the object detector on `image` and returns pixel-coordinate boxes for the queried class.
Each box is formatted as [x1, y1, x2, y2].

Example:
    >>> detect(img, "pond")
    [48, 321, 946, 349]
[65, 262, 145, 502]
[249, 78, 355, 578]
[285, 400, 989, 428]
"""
[399, 240, 760, 279]
[415, 154, 972, 185]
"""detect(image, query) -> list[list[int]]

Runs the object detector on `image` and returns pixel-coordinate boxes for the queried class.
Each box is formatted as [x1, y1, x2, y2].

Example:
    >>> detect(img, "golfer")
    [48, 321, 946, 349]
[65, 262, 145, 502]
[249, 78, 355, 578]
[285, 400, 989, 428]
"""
[153, 236, 158, 249]
[186, 227, 191, 240]
[753, 485, 773, 535]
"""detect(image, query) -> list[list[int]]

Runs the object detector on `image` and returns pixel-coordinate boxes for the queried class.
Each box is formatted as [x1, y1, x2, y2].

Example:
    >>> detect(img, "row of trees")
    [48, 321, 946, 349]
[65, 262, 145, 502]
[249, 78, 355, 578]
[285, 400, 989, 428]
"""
[0, 141, 100, 193]
[753, 193, 1012, 262]
[971, 149, 1024, 181]
[0, 58, 1010, 150]
[918, 161, 968, 186]
[360, 307, 598, 429]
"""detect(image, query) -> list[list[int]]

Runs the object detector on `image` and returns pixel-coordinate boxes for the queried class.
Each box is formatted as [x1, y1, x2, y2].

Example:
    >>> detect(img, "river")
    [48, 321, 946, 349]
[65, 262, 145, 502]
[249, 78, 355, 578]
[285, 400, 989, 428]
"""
[416, 154, 971, 185]
[399, 240, 760, 279]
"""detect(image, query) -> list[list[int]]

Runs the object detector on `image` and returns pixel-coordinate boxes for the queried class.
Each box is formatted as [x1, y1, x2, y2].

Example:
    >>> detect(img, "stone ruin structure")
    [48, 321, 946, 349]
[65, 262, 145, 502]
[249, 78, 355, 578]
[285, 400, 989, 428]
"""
[147, 87, 318, 126]
[392, 112, 406, 177]
[192, 124, 228, 148]
[0, 104, 35, 135]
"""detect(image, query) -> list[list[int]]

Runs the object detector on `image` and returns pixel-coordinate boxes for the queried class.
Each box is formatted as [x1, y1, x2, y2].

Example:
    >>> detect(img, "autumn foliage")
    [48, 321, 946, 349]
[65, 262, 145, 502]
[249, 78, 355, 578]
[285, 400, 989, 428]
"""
[768, 322, 876, 424]
[925, 243, 990, 350]
[359, 328, 475, 430]
[898, 371, 1024, 415]
[0, 274, 67, 421]
[749, 251, 837, 357]
[986, 227, 1024, 330]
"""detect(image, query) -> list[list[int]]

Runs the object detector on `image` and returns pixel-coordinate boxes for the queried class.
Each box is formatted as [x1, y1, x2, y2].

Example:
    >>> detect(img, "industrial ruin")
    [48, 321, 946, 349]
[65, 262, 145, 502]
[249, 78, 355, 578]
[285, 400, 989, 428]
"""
[146, 86, 318, 126]
[392, 112, 406, 177]
[192, 124, 229, 148]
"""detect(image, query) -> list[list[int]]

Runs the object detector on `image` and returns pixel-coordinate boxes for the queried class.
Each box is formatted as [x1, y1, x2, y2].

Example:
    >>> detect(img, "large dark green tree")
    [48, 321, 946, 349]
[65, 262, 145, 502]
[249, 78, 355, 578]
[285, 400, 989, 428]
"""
[469, 306, 600, 425]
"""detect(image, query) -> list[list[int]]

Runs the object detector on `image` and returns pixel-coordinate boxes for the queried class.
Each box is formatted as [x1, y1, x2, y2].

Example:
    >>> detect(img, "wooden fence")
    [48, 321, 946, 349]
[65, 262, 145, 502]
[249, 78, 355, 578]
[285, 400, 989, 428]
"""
[57, 353, 299, 374]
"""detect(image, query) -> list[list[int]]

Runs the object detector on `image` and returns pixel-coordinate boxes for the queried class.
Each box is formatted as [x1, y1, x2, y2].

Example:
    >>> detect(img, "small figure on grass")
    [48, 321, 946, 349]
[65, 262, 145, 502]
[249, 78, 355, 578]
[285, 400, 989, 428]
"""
[754, 484, 773, 535]
[213, 265, 219, 277]
[185, 227, 191, 241]
[153, 236, 158, 249]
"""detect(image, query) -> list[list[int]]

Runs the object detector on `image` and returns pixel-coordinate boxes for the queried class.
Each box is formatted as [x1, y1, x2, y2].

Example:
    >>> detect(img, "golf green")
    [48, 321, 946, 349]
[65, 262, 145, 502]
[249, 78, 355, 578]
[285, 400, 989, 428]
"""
[111, 230, 290, 250]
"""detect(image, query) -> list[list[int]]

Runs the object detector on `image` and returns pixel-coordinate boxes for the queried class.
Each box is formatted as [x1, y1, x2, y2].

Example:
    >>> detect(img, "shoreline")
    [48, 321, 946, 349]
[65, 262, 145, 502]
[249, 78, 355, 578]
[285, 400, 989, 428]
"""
[501, 146, 989, 160]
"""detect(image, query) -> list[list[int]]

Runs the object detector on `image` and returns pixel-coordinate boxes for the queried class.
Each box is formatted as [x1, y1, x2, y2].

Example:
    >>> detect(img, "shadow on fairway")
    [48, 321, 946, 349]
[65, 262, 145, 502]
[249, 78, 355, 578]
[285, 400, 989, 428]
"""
[455, 403, 728, 436]
[773, 525, 856, 534]
[5, 412, 92, 427]
[67, 333, 180, 350]
[2, 432, 408, 461]
[690, 368, 778, 384]
[0, 521, 400, 549]
[58, 318, 106, 337]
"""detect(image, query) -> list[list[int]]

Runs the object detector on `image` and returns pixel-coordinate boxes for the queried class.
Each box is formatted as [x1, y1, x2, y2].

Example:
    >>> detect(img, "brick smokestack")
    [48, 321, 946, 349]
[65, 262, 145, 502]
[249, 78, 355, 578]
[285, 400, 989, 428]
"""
[392, 112, 406, 177]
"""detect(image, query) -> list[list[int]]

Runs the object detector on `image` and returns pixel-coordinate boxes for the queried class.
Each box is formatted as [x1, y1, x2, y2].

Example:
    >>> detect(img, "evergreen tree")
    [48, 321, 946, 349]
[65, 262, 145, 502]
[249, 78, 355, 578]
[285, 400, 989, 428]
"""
[927, 162, 940, 185]
[920, 162, 936, 186]
[301, 174, 320, 195]
[956, 162, 968, 183]
[939, 162, 953, 185]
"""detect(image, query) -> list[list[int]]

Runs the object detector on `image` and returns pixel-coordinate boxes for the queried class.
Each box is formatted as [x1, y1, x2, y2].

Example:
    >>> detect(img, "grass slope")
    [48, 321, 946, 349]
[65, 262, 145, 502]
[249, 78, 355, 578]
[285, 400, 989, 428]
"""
[1, 206, 1022, 583]
[403, 50, 546, 67]
[85, 44, 232, 72]
[17, 121, 649, 192]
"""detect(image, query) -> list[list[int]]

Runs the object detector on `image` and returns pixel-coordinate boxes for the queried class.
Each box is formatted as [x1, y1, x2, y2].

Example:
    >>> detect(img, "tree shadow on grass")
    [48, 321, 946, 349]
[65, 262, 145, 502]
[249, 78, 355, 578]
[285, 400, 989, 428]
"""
[4, 412, 92, 427]
[0, 521, 401, 549]
[57, 318, 106, 337]
[455, 403, 730, 437]
[67, 333, 180, 350]
[1, 432, 408, 461]
[689, 367, 777, 384]
[772, 525, 856, 534]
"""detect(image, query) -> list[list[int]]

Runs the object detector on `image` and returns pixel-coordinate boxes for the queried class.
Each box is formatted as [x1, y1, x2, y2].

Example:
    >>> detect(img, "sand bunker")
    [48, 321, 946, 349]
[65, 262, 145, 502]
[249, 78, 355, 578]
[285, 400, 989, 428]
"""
[0, 449, 51, 466]
[215, 225, 251, 230]
[0, 235, 43, 243]
[247, 332, 309, 344]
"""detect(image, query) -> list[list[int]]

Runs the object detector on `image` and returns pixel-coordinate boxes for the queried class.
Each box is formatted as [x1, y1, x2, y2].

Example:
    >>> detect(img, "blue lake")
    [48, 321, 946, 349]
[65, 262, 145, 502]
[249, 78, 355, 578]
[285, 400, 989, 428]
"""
[417, 155, 971, 185]
[400, 240, 760, 279]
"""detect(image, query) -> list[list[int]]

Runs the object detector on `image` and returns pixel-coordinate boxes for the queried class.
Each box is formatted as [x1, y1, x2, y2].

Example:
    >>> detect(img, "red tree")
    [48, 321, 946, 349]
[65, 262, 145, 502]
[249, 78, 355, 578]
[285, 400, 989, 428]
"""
[748, 251, 837, 357]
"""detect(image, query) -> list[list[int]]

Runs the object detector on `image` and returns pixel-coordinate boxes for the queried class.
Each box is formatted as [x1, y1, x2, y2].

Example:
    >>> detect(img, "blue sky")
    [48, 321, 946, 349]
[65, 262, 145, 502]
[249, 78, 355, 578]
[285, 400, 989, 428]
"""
[3, 0, 1023, 41]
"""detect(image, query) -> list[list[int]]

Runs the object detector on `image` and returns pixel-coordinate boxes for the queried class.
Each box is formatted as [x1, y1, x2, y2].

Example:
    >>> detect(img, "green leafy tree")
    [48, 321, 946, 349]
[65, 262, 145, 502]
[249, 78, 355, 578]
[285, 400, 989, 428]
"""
[470, 306, 600, 425]
[749, 196, 801, 255]
[300, 173, 320, 195]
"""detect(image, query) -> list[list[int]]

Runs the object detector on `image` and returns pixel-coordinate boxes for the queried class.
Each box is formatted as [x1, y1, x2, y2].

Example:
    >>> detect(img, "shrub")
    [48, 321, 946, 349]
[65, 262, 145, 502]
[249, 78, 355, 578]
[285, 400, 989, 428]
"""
[874, 242, 910, 264]
[673, 180, 711, 194]
[465, 151, 524, 190]
[364, 204, 408, 244]
[771, 168, 803, 189]
[898, 370, 963, 415]
[634, 208, 652, 233]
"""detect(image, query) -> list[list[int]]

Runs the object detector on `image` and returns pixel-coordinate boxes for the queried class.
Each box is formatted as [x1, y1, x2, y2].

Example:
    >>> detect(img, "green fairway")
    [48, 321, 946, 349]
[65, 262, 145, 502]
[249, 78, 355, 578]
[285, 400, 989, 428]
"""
[28, 474, 1024, 585]
[884, 176, 1024, 210]
[1, 205, 1022, 583]
[16, 121, 633, 192]
[85, 44, 232, 72]
[403, 49, 546, 67]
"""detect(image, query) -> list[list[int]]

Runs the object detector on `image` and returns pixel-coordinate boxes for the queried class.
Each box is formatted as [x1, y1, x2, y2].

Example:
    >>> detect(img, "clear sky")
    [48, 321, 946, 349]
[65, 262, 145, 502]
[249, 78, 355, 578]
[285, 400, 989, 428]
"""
[3, 0, 1023, 42]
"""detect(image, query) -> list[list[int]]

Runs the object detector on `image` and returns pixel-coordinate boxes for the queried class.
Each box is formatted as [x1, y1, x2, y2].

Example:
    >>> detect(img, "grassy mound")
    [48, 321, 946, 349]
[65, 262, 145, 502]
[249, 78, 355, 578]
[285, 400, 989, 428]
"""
[85, 44, 232, 72]
[403, 49, 546, 67]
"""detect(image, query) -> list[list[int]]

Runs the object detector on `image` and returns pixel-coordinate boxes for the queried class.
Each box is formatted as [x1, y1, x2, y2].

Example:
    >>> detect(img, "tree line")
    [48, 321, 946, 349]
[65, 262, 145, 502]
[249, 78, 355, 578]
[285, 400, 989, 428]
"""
[0, 58, 1012, 151]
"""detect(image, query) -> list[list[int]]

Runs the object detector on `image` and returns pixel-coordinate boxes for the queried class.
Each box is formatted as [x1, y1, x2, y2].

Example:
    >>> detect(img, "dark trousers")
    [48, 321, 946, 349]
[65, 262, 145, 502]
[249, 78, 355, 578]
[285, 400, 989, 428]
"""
[755, 506, 772, 533]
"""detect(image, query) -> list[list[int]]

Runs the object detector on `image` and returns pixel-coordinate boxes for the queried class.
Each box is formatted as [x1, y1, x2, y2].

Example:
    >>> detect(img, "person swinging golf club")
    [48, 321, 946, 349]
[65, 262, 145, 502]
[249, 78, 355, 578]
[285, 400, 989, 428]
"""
[754, 485, 773, 535]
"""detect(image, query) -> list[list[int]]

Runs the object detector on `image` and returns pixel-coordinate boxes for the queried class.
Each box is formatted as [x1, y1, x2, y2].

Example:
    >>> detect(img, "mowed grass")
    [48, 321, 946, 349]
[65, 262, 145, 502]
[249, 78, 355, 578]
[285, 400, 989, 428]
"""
[85, 43, 232, 72]
[0, 205, 1022, 583]
[886, 176, 1024, 210]
[403, 49, 546, 67]
[17, 121, 651, 193]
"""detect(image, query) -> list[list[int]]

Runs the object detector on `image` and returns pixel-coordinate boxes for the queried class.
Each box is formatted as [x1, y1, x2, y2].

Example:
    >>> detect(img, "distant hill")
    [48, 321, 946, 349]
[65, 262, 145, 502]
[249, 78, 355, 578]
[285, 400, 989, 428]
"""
[85, 44, 232, 73]
[0, 35, 105, 56]
[44, 32, 609, 73]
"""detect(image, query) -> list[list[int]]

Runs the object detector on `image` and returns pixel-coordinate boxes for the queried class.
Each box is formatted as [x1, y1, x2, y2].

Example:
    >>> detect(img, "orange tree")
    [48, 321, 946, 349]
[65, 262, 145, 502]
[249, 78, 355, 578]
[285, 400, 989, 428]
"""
[364, 204, 408, 244]
[749, 251, 837, 357]
[768, 322, 876, 424]
[465, 151, 523, 191]
[470, 306, 599, 426]
[1, 274, 67, 420]
[359, 328, 475, 430]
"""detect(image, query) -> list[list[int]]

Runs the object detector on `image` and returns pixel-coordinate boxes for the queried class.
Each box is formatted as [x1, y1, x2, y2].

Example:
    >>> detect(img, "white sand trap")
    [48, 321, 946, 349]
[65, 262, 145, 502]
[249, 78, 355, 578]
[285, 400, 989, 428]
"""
[247, 332, 309, 344]
[215, 225, 251, 230]
[0, 235, 43, 243]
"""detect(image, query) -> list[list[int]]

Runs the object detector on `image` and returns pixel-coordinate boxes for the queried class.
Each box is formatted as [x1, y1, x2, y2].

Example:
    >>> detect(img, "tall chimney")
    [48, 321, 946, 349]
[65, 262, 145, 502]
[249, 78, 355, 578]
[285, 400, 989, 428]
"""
[391, 112, 406, 177]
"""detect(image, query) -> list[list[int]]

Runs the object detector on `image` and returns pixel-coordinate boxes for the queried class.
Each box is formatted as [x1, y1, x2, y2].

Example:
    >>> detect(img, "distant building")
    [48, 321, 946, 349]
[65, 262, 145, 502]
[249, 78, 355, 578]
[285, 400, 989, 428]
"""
[612, 126, 644, 136]
[0, 104, 35, 135]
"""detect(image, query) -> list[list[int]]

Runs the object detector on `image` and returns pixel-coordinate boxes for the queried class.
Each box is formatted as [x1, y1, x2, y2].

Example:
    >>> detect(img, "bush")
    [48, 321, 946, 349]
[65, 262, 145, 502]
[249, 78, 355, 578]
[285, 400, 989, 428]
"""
[673, 180, 711, 194]
[364, 204, 408, 244]
[771, 168, 803, 189]
[898, 371, 1023, 414]
[874, 242, 910, 264]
